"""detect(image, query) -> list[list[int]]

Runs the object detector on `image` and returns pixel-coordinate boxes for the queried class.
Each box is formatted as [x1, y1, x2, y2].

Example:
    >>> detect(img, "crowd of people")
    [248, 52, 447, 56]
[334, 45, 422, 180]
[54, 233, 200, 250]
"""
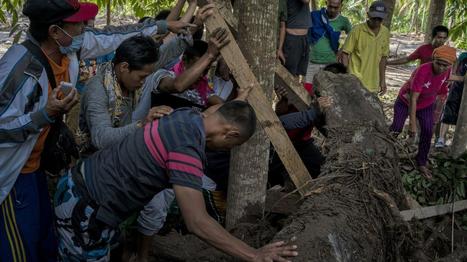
[0, 0, 465, 261]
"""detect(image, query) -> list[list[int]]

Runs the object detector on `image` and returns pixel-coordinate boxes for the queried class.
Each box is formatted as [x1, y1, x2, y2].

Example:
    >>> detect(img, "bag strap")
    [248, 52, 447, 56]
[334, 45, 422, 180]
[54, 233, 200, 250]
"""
[21, 40, 57, 89]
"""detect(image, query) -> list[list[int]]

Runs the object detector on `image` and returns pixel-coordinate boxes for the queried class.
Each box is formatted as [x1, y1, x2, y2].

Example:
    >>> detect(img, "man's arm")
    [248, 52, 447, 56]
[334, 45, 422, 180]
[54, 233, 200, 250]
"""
[379, 56, 387, 95]
[174, 185, 298, 261]
[80, 20, 194, 60]
[277, 21, 287, 64]
[159, 53, 216, 93]
[387, 56, 411, 65]
[179, 0, 197, 23]
[159, 27, 229, 93]
[166, 0, 187, 21]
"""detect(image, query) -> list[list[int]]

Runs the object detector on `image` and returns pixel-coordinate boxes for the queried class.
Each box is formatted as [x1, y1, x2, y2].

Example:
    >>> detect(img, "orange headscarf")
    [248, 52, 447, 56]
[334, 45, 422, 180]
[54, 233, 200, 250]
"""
[432, 45, 457, 64]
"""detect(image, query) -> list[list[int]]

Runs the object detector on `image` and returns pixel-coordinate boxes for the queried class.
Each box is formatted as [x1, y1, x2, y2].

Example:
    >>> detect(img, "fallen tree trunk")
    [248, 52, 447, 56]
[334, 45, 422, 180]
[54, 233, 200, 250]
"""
[150, 72, 428, 261]
[272, 71, 421, 261]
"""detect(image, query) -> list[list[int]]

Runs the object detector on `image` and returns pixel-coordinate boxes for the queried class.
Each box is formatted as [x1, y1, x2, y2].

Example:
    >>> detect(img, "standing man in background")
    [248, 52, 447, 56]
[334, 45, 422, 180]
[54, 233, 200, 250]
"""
[306, 0, 351, 83]
[277, 0, 311, 79]
[388, 25, 449, 66]
[340, 1, 390, 94]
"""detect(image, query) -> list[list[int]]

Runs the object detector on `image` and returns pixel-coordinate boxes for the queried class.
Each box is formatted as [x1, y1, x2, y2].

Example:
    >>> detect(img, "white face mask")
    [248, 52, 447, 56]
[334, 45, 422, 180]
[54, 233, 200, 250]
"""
[55, 26, 84, 54]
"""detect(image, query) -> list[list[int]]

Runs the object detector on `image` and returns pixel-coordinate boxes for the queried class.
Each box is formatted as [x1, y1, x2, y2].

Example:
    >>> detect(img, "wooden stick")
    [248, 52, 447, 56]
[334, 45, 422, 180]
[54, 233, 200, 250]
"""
[203, 7, 313, 196]
[400, 200, 467, 221]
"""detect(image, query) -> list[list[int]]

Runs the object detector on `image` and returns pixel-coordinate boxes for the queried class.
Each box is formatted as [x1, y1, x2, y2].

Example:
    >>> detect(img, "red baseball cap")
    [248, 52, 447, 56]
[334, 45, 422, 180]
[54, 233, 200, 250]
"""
[63, 2, 99, 23]
[23, 0, 98, 24]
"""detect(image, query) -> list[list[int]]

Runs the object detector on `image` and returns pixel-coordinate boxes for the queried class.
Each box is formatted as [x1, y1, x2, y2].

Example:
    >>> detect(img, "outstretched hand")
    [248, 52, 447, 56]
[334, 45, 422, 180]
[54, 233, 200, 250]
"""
[207, 27, 230, 58]
[196, 4, 215, 23]
[253, 238, 298, 262]
[317, 96, 333, 110]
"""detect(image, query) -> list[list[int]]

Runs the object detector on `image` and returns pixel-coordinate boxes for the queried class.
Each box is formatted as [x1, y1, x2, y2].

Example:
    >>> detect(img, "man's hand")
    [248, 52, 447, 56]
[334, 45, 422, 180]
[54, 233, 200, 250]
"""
[145, 106, 173, 123]
[207, 28, 230, 58]
[274, 84, 288, 100]
[167, 20, 197, 35]
[46, 86, 79, 117]
[253, 240, 298, 262]
[195, 4, 215, 24]
[236, 84, 254, 101]
[276, 49, 285, 64]
[317, 96, 333, 109]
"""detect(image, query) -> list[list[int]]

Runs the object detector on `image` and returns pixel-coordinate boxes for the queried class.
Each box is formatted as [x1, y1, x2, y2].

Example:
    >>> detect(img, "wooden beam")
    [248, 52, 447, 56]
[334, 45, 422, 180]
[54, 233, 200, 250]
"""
[400, 200, 467, 221]
[199, 1, 312, 110]
[204, 7, 313, 196]
[275, 63, 312, 110]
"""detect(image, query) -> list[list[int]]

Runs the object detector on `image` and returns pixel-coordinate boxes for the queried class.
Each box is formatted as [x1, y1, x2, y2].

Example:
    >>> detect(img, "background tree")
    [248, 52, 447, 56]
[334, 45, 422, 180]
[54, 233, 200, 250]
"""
[382, 0, 396, 31]
[424, 0, 447, 43]
[225, 0, 278, 229]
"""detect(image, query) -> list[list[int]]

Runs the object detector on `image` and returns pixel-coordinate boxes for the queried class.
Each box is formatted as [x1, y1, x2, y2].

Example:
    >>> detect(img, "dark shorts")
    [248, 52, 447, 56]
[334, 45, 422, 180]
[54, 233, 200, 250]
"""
[442, 83, 464, 125]
[283, 33, 309, 76]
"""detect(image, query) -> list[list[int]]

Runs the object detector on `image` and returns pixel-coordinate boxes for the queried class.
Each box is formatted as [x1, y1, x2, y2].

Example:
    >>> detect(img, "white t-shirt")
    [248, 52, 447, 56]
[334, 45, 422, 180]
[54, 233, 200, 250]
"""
[212, 75, 234, 101]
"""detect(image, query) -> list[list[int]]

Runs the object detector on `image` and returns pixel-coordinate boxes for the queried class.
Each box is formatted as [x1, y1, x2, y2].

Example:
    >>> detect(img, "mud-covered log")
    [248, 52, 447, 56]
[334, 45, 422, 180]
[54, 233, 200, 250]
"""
[272, 71, 419, 261]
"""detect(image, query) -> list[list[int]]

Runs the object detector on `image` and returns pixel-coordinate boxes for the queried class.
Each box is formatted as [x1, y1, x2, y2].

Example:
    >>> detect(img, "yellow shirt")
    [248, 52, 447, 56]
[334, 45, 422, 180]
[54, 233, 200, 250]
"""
[342, 22, 390, 92]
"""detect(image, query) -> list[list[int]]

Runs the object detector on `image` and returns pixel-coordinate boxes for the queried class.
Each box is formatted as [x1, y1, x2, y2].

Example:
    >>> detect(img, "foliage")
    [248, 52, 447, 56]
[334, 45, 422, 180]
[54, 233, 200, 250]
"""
[402, 153, 467, 229]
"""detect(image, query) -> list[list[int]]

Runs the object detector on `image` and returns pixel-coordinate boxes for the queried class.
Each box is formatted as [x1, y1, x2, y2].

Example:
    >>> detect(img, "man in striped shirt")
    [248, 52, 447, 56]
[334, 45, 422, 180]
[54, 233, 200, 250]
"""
[54, 101, 298, 261]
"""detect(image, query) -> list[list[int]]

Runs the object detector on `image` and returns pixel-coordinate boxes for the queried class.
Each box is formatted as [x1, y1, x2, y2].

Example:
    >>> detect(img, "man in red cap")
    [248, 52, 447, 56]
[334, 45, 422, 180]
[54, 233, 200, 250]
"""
[0, 0, 192, 261]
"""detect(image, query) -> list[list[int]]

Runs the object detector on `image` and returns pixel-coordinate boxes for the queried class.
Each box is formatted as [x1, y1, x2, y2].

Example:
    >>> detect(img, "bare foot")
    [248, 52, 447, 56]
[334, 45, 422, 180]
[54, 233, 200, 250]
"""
[418, 166, 432, 179]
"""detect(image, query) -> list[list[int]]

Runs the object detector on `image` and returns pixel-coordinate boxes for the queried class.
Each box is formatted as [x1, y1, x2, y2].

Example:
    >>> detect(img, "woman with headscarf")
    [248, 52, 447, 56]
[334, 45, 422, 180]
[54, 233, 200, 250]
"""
[390, 45, 457, 178]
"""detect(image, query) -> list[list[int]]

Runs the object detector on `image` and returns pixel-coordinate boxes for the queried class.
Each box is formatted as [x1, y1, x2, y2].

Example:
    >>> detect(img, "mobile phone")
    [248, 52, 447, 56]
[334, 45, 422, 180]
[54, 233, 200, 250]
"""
[60, 81, 73, 96]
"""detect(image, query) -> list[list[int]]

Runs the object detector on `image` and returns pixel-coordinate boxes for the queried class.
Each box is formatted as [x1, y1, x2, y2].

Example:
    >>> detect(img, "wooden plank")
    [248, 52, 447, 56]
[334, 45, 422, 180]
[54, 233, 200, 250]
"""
[204, 7, 313, 196]
[400, 200, 467, 221]
[199, 1, 312, 110]
[275, 63, 312, 111]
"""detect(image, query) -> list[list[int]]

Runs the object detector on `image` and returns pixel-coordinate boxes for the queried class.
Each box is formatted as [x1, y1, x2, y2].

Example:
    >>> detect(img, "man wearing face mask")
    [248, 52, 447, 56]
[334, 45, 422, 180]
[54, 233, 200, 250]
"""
[340, 1, 390, 95]
[0, 0, 193, 261]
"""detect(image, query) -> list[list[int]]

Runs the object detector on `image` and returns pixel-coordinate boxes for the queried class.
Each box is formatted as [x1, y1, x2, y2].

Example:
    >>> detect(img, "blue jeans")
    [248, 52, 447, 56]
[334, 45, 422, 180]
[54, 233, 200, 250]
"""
[0, 171, 57, 262]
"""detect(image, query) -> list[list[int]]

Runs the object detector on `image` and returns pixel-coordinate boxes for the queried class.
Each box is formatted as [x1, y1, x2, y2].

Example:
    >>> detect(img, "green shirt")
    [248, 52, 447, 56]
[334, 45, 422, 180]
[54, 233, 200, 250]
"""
[309, 15, 352, 64]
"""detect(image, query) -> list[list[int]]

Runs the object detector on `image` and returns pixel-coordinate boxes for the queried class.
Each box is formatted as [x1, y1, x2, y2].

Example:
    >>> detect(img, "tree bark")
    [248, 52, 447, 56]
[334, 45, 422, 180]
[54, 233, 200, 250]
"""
[450, 74, 467, 158]
[106, 0, 111, 26]
[382, 0, 396, 31]
[225, 0, 278, 230]
[424, 0, 447, 43]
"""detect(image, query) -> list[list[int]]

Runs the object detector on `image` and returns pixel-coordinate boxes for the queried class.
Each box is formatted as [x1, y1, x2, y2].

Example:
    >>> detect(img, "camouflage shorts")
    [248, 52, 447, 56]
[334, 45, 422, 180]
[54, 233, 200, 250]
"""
[54, 171, 118, 262]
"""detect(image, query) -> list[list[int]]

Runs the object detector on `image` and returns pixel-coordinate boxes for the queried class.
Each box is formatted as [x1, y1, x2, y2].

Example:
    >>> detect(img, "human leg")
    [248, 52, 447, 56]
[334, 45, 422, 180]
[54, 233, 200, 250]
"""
[389, 98, 409, 135]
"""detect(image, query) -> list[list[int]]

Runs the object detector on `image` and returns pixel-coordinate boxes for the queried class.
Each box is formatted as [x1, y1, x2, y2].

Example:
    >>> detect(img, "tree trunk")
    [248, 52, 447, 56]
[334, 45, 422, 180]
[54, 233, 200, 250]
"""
[106, 0, 111, 26]
[225, 0, 278, 229]
[273, 71, 421, 261]
[382, 0, 396, 31]
[424, 0, 446, 43]
[411, 0, 420, 33]
[450, 74, 467, 158]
